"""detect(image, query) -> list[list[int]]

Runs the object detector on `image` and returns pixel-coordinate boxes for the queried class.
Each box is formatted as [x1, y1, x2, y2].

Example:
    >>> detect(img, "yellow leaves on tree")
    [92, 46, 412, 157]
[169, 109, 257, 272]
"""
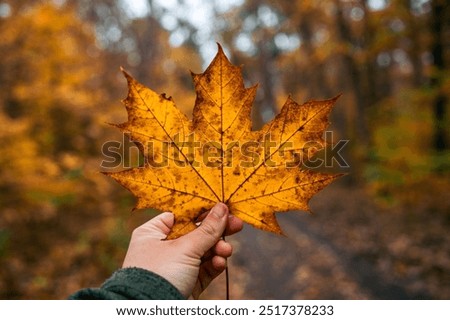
[105, 45, 342, 239]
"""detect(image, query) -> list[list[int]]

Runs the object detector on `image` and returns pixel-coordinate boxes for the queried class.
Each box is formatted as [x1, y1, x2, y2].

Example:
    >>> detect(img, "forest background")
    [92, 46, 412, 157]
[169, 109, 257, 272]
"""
[0, 0, 448, 299]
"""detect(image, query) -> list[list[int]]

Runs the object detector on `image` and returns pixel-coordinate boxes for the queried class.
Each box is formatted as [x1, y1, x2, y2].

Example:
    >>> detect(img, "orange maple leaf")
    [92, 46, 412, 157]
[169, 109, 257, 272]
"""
[104, 45, 342, 239]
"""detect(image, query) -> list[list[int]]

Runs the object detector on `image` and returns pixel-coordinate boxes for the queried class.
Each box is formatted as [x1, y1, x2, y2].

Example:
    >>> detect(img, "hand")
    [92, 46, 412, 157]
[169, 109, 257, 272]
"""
[122, 203, 243, 299]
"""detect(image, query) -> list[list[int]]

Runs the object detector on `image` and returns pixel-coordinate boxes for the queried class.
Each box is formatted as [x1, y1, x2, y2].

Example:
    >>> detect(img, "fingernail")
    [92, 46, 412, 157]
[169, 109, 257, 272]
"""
[212, 203, 227, 218]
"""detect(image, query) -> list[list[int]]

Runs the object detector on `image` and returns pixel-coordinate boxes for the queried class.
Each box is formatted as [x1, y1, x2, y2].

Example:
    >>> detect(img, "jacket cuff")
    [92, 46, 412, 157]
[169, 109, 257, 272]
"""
[69, 267, 185, 300]
[101, 267, 185, 300]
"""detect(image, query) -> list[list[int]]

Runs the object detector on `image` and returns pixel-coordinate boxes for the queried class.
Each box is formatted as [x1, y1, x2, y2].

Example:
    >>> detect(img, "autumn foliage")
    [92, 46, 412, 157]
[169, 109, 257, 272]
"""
[0, 0, 448, 300]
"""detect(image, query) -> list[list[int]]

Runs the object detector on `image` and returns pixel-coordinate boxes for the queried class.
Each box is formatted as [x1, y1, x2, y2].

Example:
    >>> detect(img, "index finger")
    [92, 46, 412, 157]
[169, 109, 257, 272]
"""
[195, 209, 243, 236]
[224, 215, 243, 236]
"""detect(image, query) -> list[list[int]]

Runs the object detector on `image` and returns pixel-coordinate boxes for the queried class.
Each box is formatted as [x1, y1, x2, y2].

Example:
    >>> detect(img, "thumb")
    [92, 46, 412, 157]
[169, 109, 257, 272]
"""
[182, 203, 228, 255]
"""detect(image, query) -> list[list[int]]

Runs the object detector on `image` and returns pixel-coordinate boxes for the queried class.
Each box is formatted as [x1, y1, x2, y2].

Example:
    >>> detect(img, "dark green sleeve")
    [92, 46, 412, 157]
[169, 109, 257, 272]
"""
[69, 267, 185, 300]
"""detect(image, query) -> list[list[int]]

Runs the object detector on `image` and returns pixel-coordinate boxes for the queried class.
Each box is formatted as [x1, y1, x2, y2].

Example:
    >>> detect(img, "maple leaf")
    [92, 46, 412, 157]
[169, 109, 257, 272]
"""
[104, 45, 342, 239]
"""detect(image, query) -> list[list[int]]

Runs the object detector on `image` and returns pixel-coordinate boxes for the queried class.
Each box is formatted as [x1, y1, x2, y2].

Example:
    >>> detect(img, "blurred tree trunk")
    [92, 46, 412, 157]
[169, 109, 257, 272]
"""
[333, 0, 370, 183]
[254, 38, 278, 128]
[405, 0, 426, 87]
[297, 14, 334, 99]
[132, 16, 161, 85]
[430, 0, 448, 151]
[360, 0, 393, 105]
[334, 0, 369, 143]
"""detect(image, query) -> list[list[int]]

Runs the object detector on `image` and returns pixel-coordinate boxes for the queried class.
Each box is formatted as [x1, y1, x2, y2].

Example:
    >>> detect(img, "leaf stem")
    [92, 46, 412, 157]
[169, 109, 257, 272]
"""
[222, 235, 229, 300]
